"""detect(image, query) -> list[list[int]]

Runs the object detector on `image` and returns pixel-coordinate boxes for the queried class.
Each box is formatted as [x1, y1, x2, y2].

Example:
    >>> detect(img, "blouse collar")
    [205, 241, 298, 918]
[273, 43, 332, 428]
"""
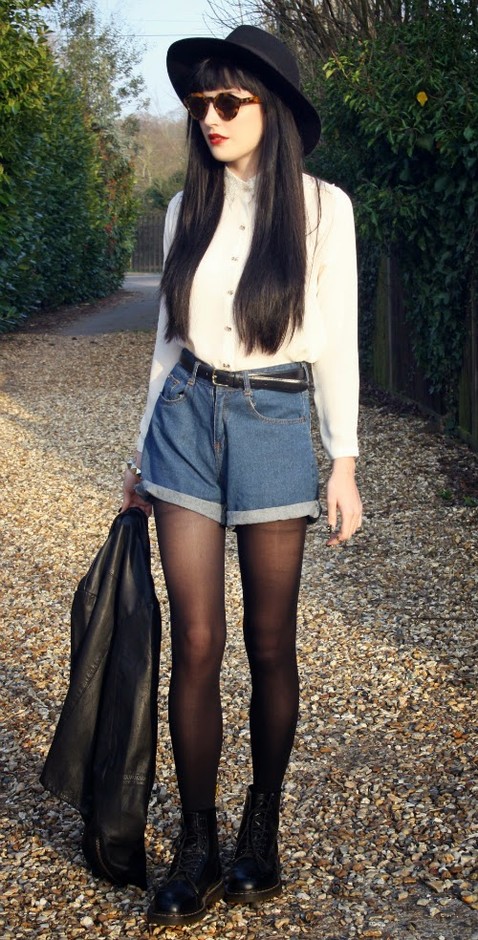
[224, 166, 258, 206]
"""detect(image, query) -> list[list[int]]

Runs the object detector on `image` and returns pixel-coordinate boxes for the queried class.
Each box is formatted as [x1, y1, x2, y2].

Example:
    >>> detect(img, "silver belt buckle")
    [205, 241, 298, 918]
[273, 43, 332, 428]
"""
[211, 368, 229, 386]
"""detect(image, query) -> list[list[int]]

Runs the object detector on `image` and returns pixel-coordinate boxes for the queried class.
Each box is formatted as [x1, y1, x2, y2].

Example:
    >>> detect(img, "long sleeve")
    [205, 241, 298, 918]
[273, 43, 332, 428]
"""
[136, 194, 183, 452]
[311, 185, 359, 459]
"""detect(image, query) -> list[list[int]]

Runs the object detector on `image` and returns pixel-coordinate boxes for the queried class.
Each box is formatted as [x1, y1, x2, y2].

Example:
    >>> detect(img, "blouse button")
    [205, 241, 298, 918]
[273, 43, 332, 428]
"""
[225, 326, 232, 332]
[222, 363, 231, 369]
[232, 256, 239, 261]
[239, 224, 246, 230]
[227, 289, 234, 296]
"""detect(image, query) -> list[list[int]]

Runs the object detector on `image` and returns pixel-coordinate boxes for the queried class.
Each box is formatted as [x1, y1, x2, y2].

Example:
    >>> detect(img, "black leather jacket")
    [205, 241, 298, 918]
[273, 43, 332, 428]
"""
[40, 508, 161, 888]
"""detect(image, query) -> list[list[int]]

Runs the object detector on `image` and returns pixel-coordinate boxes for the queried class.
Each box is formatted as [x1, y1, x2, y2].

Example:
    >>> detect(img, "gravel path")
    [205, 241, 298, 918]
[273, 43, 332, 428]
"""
[1, 329, 477, 939]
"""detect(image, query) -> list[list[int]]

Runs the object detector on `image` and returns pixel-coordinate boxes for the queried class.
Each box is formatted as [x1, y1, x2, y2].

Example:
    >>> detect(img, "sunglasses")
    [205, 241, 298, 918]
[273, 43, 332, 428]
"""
[183, 92, 262, 122]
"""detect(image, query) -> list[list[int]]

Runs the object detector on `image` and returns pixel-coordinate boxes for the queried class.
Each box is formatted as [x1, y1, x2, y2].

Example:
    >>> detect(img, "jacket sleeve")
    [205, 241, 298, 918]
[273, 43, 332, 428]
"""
[311, 185, 359, 459]
[136, 192, 184, 453]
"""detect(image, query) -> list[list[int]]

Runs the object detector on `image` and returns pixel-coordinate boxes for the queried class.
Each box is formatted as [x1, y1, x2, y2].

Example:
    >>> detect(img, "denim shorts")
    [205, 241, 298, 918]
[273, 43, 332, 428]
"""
[137, 356, 320, 527]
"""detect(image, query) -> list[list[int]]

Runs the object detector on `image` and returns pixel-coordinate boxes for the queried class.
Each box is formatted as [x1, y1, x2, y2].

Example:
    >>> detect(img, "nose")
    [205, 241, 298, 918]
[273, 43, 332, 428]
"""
[202, 100, 219, 126]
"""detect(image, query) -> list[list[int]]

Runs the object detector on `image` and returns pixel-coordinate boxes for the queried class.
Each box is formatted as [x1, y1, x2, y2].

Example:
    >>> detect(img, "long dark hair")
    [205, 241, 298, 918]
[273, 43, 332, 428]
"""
[161, 60, 312, 354]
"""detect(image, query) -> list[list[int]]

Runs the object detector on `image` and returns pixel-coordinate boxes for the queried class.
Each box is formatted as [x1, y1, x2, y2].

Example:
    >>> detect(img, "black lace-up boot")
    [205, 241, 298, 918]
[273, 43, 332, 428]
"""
[147, 808, 223, 926]
[225, 786, 282, 903]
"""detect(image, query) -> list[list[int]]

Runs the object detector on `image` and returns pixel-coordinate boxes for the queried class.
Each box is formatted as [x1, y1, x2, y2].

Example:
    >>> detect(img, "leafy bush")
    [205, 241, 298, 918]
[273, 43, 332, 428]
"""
[142, 170, 186, 210]
[0, 0, 137, 330]
[306, 0, 478, 408]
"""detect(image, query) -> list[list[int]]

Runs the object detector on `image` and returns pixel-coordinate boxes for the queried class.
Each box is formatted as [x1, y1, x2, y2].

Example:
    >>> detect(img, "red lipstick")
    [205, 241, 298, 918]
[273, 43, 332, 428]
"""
[208, 134, 227, 145]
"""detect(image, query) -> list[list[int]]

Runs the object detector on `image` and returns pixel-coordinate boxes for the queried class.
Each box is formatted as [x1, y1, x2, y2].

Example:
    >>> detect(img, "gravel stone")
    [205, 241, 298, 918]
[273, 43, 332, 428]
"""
[1, 329, 477, 939]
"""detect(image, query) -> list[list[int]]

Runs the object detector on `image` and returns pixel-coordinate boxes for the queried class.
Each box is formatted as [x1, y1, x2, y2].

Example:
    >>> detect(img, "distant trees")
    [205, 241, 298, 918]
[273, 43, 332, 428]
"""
[211, 0, 412, 69]
[48, 0, 188, 209]
[132, 112, 187, 208]
[48, 0, 148, 135]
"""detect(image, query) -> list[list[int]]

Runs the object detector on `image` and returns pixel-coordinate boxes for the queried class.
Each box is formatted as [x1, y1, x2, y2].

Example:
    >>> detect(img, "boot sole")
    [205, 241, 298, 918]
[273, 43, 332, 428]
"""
[224, 880, 282, 905]
[147, 880, 224, 926]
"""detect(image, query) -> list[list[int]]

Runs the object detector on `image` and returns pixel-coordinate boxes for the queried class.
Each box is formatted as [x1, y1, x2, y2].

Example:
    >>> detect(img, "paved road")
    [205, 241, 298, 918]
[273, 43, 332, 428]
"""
[56, 273, 160, 335]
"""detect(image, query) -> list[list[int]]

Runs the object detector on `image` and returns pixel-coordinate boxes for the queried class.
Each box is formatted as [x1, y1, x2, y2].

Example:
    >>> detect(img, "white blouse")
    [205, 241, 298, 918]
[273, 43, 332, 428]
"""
[137, 167, 359, 459]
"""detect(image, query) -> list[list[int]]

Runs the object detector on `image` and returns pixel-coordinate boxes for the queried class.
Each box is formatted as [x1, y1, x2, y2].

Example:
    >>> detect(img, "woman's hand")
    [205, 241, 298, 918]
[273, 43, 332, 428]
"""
[326, 456, 362, 546]
[121, 452, 152, 516]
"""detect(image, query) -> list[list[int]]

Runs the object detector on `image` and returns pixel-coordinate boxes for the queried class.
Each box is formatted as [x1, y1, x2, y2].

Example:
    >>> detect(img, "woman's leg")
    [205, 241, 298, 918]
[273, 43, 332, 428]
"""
[236, 517, 307, 791]
[153, 500, 227, 812]
[148, 501, 226, 926]
[225, 517, 307, 904]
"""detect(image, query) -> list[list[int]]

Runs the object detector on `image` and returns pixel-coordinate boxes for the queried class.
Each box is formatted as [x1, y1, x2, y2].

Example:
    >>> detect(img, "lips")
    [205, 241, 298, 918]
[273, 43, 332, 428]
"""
[208, 134, 228, 145]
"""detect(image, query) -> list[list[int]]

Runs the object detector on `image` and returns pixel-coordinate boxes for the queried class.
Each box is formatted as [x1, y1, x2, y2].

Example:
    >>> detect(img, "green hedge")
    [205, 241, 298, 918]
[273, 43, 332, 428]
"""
[306, 0, 478, 418]
[0, 1, 137, 330]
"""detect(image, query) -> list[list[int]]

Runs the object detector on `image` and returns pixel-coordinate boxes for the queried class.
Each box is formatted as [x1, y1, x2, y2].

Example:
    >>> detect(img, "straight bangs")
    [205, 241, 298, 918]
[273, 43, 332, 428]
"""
[188, 59, 263, 97]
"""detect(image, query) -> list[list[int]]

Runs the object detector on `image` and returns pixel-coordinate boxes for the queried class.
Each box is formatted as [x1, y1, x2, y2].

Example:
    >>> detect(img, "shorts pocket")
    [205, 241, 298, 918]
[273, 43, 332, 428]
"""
[159, 369, 191, 405]
[247, 388, 308, 424]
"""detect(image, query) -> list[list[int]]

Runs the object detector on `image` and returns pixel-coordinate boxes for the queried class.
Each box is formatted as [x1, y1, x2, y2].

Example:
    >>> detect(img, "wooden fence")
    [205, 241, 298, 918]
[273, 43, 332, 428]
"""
[130, 209, 166, 273]
[458, 277, 478, 447]
[370, 255, 478, 449]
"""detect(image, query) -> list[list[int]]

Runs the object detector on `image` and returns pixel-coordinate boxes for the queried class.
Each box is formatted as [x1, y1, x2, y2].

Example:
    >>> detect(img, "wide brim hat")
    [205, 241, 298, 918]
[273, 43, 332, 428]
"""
[167, 25, 321, 155]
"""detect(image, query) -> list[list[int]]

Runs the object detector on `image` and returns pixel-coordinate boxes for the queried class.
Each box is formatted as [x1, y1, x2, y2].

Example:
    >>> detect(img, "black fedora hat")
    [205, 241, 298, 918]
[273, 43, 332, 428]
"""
[167, 25, 321, 155]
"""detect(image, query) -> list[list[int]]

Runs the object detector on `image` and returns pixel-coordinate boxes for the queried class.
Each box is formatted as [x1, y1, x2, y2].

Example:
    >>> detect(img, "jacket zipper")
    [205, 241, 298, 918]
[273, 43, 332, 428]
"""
[95, 835, 119, 883]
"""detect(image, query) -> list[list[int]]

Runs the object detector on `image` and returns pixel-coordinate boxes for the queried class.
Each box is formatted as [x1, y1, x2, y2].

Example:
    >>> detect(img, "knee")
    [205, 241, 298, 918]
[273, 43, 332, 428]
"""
[172, 619, 225, 672]
[244, 630, 294, 674]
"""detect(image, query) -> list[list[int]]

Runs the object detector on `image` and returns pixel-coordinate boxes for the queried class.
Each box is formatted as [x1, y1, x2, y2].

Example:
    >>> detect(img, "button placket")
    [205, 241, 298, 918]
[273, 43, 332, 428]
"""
[228, 210, 247, 295]
[221, 190, 252, 366]
[226, 232, 244, 303]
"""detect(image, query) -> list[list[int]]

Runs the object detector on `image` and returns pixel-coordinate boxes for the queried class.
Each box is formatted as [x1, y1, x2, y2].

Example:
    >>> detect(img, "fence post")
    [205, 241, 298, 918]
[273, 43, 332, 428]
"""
[386, 255, 393, 391]
[471, 277, 477, 447]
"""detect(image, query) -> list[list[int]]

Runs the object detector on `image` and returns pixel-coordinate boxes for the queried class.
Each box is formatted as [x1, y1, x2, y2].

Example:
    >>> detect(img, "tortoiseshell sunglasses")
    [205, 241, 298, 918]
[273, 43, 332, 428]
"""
[184, 91, 262, 121]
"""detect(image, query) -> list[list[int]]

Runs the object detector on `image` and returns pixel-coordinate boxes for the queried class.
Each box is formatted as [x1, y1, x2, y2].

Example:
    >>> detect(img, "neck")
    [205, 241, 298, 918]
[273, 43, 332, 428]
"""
[226, 156, 259, 181]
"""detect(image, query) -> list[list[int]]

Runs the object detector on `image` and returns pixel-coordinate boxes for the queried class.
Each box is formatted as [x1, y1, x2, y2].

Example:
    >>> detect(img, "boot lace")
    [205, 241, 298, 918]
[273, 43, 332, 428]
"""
[169, 825, 207, 883]
[235, 797, 275, 863]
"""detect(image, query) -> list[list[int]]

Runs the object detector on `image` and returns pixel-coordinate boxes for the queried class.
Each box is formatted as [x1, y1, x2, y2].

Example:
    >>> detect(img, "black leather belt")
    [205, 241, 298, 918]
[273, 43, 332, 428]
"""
[179, 349, 308, 393]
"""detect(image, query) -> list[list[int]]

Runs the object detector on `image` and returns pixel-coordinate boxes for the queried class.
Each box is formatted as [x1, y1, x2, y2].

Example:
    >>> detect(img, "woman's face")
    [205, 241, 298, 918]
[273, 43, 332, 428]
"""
[198, 86, 264, 180]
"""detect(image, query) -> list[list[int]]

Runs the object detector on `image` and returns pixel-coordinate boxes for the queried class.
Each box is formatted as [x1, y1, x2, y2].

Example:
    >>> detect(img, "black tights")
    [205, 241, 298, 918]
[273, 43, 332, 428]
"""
[154, 501, 307, 812]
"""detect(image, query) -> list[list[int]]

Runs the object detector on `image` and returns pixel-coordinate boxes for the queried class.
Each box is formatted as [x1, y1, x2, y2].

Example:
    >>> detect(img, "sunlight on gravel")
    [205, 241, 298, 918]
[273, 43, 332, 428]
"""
[1, 331, 477, 940]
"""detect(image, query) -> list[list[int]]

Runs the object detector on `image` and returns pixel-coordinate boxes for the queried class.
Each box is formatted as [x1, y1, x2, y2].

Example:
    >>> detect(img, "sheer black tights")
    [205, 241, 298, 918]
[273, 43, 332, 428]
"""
[154, 502, 226, 813]
[154, 501, 307, 811]
[237, 517, 307, 793]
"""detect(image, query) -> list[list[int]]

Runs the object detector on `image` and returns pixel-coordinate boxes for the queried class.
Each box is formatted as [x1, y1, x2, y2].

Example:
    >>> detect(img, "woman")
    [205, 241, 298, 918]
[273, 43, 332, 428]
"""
[122, 25, 362, 927]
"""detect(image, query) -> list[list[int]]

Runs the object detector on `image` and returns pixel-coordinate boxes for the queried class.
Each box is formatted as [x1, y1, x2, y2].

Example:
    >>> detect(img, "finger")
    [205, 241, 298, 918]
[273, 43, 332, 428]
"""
[339, 516, 354, 541]
[326, 501, 337, 531]
[327, 513, 360, 546]
[326, 520, 341, 546]
[132, 494, 152, 517]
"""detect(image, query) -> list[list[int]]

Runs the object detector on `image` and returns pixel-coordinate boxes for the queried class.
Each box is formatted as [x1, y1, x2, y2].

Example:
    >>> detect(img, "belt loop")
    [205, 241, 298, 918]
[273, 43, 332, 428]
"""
[181, 348, 199, 385]
[242, 369, 252, 396]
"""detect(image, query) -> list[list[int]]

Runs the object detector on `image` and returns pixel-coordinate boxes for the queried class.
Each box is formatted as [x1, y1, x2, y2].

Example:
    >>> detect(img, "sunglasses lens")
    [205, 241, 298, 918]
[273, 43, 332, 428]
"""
[185, 96, 208, 120]
[214, 94, 239, 121]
